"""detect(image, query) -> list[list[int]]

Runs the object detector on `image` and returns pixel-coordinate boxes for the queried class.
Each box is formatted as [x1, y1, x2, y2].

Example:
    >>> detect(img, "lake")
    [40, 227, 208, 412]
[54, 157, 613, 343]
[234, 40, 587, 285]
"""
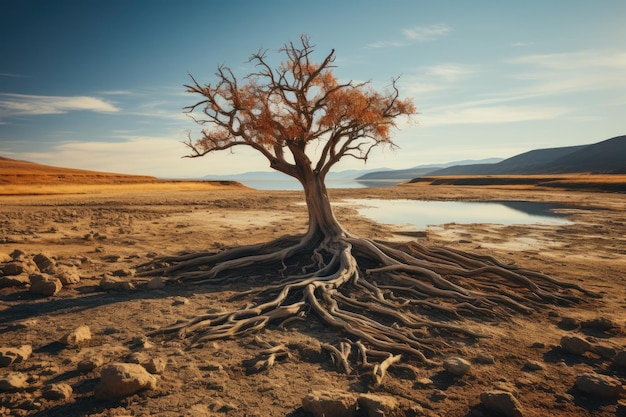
[240, 179, 403, 190]
[336, 199, 573, 230]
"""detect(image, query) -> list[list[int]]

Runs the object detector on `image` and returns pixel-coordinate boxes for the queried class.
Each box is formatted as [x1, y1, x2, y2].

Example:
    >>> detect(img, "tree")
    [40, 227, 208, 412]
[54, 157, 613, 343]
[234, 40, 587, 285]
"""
[140, 35, 596, 382]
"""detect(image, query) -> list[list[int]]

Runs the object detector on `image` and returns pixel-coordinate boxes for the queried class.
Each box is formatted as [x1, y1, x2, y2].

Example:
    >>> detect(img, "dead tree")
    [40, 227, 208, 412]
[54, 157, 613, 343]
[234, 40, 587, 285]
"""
[140, 35, 596, 381]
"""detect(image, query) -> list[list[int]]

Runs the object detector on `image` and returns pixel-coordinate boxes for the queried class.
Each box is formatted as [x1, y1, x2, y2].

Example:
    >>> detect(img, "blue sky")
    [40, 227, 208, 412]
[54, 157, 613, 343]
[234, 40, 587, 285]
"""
[1, 0, 625, 178]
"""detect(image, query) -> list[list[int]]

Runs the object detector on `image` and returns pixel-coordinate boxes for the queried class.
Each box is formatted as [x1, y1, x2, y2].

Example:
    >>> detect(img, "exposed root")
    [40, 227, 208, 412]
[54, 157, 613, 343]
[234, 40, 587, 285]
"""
[138, 231, 598, 376]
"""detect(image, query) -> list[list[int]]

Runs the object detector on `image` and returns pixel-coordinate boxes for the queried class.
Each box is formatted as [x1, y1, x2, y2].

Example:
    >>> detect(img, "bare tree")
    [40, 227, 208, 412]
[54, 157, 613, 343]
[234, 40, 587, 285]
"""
[141, 35, 595, 382]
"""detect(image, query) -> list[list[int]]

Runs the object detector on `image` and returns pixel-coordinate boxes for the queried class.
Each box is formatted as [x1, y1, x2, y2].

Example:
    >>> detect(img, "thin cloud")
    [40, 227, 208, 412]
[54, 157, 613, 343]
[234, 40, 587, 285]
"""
[403, 24, 451, 42]
[422, 105, 569, 127]
[0, 93, 120, 116]
[0, 72, 26, 78]
[367, 23, 451, 49]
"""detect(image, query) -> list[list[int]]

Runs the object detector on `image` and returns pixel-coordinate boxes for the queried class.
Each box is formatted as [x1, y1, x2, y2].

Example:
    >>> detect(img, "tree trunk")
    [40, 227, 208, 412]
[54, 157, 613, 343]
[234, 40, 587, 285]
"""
[301, 172, 345, 240]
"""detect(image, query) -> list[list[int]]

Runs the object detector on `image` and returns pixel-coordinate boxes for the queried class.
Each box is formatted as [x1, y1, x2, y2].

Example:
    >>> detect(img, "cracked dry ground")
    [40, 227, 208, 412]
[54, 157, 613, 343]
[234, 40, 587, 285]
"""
[1, 184, 625, 416]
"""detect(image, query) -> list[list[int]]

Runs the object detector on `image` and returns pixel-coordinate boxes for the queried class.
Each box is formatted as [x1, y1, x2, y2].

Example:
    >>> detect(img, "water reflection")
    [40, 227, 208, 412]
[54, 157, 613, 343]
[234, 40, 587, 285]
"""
[337, 199, 572, 230]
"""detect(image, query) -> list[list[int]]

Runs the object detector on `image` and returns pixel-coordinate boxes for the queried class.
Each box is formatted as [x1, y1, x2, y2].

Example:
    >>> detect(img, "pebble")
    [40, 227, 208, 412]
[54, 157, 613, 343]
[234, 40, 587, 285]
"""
[523, 360, 545, 371]
[60, 325, 91, 347]
[443, 357, 472, 376]
[474, 353, 496, 364]
[94, 362, 158, 399]
[560, 335, 592, 355]
[41, 383, 73, 400]
[480, 390, 524, 417]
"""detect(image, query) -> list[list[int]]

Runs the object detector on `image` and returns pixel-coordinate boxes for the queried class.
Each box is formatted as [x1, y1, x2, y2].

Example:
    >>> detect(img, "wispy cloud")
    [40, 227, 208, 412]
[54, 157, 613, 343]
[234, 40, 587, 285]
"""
[0, 72, 26, 78]
[422, 105, 569, 127]
[367, 23, 451, 49]
[403, 24, 451, 42]
[0, 93, 120, 116]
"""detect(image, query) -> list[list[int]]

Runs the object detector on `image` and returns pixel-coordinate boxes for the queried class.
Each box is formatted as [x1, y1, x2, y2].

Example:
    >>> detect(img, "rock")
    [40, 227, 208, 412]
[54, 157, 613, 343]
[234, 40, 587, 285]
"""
[582, 317, 621, 333]
[41, 383, 73, 400]
[414, 377, 434, 388]
[443, 357, 472, 376]
[111, 268, 135, 277]
[0, 273, 31, 288]
[357, 393, 399, 417]
[523, 360, 545, 371]
[593, 345, 616, 359]
[0, 372, 28, 391]
[147, 276, 166, 289]
[172, 297, 189, 306]
[614, 351, 626, 368]
[60, 325, 91, 347]
[474, 353, 496, 364]
[10, 249, 26, 261]
[0, 252, 11, 263]
[56, 265, 80, 285]
[1, 261, 24, 276]
[302, 390, 358, 417]
[99, 275, 134, 291]
[0, 345, 32, 367]
[480, 390, 524, 417]
[29, 274, 62, 296]
[575, 372, 623, 399]
[33, 253, 56, 273]
[560, 335, 592, 355]
[143, 357, 166, 375]
[559, 317, 580, 330]
[77, 354, 104, 372]
[94, 362, 158, 399]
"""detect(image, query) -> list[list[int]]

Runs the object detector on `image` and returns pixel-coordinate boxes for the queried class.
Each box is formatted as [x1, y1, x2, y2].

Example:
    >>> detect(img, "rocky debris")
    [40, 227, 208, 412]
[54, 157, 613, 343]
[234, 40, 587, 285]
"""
[0, 345, 32, 367]
[1, 261, 25, 276]
[480, 390, 524, 417]
[77, 354, 104, 372]
[0, 372, 28, 391]
[94, 362, 158, 400]
[560, 335, 592, 355]
[443, 357, 472, 376]
[41, 383, 73, 400]
[56, 265, 80, 285]
[33, 252, 56, 273]
[60, 325, 91, 348]
[0, 273, 31, 288]
[614, 351, 626, 368]
[111, 268, 135, 277]
[575, 372, 624, 399]
[474, 352, 496, 364]
[10, 249, 26, 261]
[302, 390, 357, 417]
[100, 274, 135, 291]
[29, 274, 62, 296]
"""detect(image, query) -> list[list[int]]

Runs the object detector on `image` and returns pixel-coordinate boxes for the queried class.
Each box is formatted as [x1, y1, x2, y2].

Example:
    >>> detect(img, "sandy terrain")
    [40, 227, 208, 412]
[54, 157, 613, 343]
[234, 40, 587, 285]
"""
[1, 182, 625, 416]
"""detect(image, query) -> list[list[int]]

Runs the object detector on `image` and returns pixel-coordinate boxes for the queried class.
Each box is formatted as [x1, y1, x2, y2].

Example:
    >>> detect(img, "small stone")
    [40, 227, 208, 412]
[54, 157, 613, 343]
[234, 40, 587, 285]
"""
[172, 297, 189, 306]
[414, 377, 434, 388]
[146, 276, 166, 289]
[0, 372, 28, 391]
[357, 393, 399, 417]
[559, 317, 580, 330]
[0, 345, 32, 367]
[77, 355, 104, 372]
[60, 325, 91, 347]
[560, 335, 592, 355]
[474, 353, 496, 364]
[111, 268, 135, 277]
[430, 390, 448, 402]
[443, 357, 472, 376]
[41, 383, 73, 400]
[29, 274, 62, 296]
[100, 275, 134, 291]
[523, 360, 545, 371]
[614, 351, 626, 368]
[481, 390, 524, 417]
[33, 253, 56, 273]
[10, 249, 26, 261]
[529, 342, 545, 349]
[56, 265, 80, 285]
[143, 357, 166, 375]
[575, 372, 623, 399]
[126, 352, 149, 364]
[94, 362, 158, 399]
[302, 390, 358, 417]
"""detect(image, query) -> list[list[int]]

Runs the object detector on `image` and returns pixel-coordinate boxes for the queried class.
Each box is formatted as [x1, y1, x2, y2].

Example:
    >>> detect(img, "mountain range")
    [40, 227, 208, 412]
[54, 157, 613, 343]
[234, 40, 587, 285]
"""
[358, 135, 626, 180]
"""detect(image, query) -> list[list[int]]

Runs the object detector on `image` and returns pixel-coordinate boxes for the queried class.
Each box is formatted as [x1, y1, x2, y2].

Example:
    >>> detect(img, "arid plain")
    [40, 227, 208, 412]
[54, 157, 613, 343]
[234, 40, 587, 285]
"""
[1, 163, 625, 416]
